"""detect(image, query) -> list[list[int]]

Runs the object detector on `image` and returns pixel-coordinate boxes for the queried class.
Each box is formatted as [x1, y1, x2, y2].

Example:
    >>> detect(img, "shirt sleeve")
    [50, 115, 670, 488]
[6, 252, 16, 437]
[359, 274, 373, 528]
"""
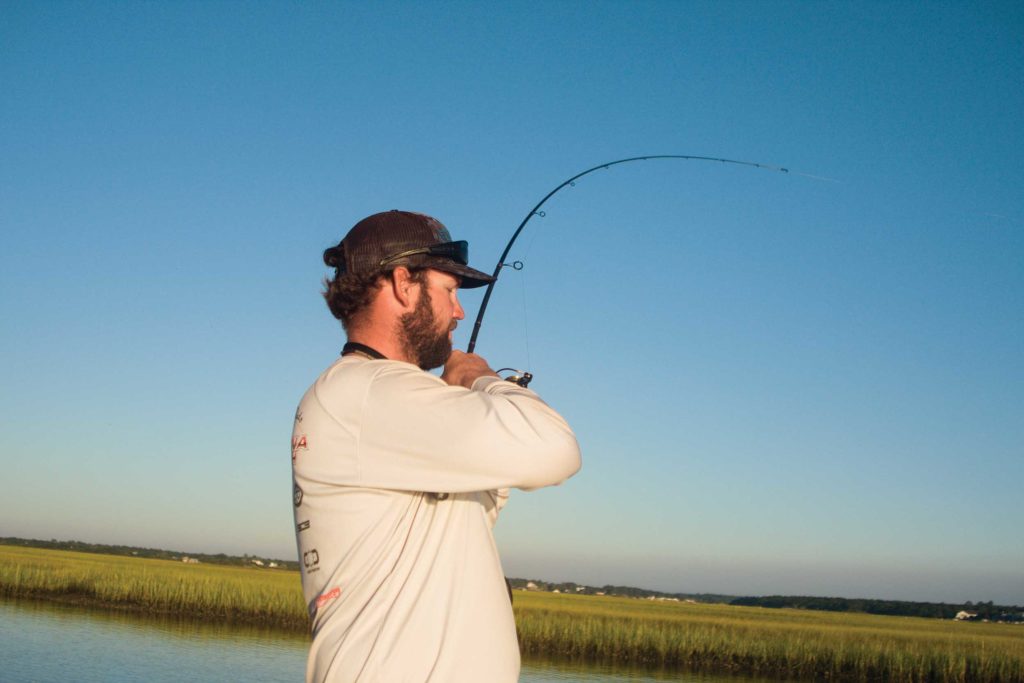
[347, 363, 581, 493]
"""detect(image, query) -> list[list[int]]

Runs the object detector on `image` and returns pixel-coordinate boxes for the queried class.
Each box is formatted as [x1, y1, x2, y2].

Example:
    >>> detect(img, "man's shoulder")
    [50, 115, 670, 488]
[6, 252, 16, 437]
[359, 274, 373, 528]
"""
[312, 356, 443, 396]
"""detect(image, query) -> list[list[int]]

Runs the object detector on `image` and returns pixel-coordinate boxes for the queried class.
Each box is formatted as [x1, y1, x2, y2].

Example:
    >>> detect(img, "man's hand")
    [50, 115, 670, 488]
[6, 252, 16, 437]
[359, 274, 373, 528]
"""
[442, 350, 498, 389]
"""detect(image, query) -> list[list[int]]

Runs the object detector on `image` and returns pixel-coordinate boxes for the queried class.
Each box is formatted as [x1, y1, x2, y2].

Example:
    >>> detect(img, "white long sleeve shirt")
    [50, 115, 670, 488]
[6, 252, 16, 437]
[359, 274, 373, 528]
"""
[291, 355, 581, 682]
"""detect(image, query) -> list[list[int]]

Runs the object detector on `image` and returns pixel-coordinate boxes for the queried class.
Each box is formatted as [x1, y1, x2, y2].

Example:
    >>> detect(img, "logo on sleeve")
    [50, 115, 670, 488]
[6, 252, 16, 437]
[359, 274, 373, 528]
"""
[291, 435, 308, 463]
[316, 586, 341, 608]
[303, 549, 320, 573]
[293, 483, 304, 507]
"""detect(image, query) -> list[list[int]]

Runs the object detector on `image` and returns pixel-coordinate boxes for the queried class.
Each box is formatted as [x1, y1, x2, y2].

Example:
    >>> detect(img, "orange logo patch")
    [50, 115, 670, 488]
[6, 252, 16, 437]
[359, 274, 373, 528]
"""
[316, 586, 341, 608]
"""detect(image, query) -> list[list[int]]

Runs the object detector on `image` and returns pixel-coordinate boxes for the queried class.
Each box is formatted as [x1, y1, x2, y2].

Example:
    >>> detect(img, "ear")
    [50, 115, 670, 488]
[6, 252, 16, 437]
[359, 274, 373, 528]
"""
[388, 267, 420, 310]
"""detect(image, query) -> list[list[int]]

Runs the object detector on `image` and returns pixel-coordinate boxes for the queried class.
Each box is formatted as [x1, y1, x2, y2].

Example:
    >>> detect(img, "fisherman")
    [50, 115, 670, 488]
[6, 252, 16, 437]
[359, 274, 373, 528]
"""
[291, 210, 581, 683]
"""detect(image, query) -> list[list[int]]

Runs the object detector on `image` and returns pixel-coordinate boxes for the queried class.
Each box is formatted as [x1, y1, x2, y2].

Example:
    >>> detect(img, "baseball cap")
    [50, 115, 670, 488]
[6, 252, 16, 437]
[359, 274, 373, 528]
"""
[323, 210, 494, 289]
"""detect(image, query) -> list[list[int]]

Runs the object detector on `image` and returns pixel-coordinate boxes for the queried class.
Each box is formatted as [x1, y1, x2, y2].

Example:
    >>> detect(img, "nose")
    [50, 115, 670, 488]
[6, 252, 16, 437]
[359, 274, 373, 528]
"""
[453, 292, 465, 320]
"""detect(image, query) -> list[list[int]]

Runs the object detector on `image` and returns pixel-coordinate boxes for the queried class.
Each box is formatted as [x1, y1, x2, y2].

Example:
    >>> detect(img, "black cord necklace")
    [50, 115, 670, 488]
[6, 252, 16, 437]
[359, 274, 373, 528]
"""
[342, 342, 387, 360]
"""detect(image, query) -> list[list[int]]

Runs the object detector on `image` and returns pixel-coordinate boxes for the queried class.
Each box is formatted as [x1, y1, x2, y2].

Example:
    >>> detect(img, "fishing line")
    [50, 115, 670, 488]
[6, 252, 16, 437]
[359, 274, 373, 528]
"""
[471, 154, 797, 386]
[511, 199, 546, 373]
[519, 256, 532, 372]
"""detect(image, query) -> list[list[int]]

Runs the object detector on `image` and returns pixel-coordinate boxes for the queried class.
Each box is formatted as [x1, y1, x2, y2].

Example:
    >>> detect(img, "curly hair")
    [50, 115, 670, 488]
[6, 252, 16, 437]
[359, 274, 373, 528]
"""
[322, 270, 383, 329]
[322, 245, 426, 330]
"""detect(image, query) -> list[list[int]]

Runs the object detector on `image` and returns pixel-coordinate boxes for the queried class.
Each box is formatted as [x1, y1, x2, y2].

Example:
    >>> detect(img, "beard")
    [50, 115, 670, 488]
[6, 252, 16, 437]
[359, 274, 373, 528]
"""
[399, 288, 453, 370]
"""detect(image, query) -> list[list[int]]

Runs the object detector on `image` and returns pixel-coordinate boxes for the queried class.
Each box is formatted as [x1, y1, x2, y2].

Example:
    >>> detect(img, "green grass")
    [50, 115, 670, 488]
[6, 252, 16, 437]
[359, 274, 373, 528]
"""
[513, 591, 1024, 681]
[3, 545, 1022, 681]
[0, 544, 307, 630]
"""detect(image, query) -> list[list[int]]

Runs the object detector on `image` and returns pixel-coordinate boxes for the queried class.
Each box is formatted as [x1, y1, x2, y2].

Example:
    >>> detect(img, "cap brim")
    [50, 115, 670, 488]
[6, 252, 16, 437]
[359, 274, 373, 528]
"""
[391, 254, 495, 289]
[427, 260, 495, 289]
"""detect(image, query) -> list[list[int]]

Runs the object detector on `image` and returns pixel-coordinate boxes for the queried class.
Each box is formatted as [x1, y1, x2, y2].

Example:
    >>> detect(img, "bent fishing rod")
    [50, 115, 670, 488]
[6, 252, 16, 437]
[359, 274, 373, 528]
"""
[467, 155, 791, 386]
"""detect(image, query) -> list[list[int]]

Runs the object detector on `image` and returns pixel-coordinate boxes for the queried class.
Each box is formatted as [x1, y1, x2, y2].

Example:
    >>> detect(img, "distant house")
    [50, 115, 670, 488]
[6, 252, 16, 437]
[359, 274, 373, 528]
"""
[268, 562, 279, 568]
[526, 581, 539, 591]
[181, 556, 200, 564]
[955, 611, 978, 621]
[251, 559, 265, 567]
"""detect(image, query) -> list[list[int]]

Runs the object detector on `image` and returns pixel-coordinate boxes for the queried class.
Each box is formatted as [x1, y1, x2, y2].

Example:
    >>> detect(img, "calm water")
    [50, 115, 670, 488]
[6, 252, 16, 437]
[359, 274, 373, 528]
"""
[0, 598, 772, 682]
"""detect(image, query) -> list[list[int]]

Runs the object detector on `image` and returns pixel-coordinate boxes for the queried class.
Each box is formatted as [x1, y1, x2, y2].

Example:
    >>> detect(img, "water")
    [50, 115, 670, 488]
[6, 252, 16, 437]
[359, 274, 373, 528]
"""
[0, 598, 307, 683]
[0, 598, 768, 682]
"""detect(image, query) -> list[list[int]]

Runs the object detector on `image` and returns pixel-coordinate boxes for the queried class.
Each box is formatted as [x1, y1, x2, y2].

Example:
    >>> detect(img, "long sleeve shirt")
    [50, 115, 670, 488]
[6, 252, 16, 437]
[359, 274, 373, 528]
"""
[291, 355, 581, 683]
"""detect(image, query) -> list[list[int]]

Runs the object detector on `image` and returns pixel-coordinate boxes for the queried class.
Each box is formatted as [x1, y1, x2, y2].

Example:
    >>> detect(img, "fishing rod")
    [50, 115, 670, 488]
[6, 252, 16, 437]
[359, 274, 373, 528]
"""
[468, 155, 791, 386]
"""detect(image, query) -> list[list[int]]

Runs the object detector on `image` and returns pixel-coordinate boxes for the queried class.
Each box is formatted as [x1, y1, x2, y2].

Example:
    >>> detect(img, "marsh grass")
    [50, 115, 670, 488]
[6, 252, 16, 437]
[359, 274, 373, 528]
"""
[513, 591, 1024, 682]
[0, 544, 307, 630]
[3, 545, 1021, 681]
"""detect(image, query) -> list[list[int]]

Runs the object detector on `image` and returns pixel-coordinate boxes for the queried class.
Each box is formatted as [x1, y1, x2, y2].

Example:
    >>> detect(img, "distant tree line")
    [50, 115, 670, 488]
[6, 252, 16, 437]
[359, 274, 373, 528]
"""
[0, 537, 299, 571]
[730, 595, 1024, 622]
[507, 577, 733, 603]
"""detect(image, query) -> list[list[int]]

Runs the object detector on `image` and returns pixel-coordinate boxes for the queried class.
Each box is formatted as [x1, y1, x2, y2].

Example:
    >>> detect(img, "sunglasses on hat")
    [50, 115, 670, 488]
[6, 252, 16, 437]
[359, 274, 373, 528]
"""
[379, 241, 469, 268]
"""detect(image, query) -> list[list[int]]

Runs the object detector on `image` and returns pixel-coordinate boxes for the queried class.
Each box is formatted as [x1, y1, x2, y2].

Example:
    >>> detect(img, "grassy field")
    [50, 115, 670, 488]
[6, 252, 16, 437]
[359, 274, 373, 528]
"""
[2, 544, 1022, 681]
[0, 544, 308, 630]
[513, 591, 1024, 681]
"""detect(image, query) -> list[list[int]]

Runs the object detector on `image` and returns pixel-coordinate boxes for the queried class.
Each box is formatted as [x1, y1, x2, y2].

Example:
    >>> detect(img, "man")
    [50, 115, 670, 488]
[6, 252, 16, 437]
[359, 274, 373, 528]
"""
[291, 210, 581, 682]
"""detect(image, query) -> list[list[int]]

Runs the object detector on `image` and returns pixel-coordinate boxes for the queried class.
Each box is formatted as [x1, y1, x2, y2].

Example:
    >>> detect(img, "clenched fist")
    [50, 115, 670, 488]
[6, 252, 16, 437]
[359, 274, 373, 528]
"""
[441, 350, 498, 389]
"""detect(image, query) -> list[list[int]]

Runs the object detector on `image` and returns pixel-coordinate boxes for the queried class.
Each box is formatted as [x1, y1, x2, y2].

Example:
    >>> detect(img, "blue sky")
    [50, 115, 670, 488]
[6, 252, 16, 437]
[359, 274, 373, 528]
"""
[1, 1, 1021, 604]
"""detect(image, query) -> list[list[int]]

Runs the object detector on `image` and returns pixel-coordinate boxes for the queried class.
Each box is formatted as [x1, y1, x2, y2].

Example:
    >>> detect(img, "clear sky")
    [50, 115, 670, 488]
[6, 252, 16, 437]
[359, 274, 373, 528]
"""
[2, 1, 1021, 604]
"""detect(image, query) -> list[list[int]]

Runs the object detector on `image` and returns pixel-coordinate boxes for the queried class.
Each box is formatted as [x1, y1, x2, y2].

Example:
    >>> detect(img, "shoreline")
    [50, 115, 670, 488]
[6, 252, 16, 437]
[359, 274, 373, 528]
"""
[0, 589, 310, 633]
[3, 545, 1022, 682]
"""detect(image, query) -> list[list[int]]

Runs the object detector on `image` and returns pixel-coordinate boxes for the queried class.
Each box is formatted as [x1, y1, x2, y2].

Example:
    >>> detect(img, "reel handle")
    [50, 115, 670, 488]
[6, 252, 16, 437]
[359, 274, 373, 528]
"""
[497, 369, 533, 388]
